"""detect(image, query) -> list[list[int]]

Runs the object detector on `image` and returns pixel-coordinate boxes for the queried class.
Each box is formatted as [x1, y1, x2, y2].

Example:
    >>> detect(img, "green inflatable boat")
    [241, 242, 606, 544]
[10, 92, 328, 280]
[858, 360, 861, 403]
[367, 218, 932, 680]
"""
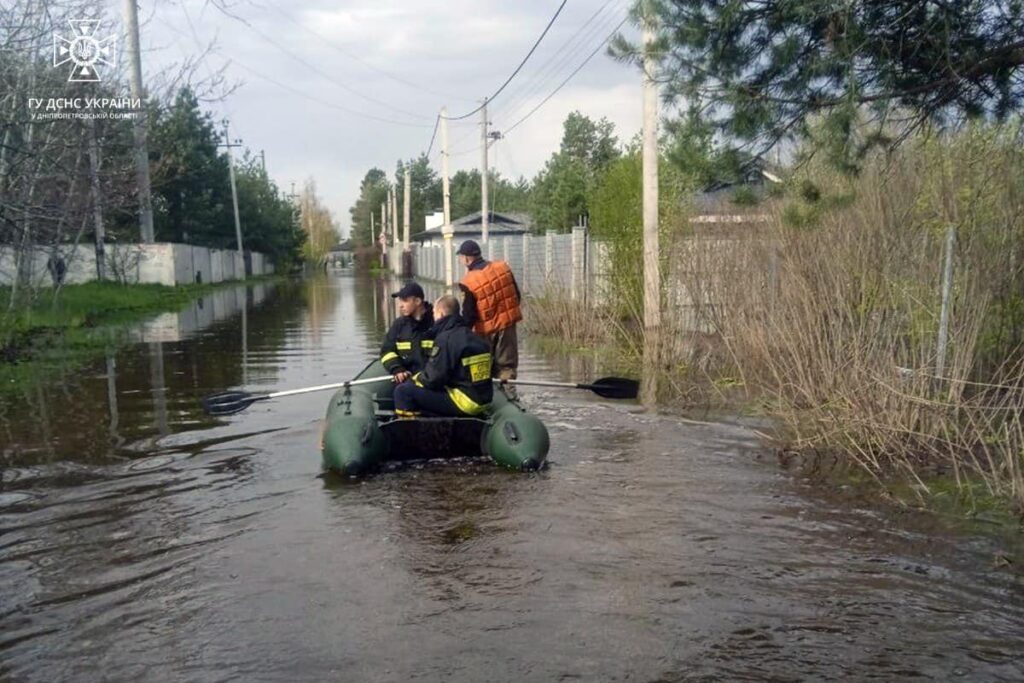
[321, 361, 550, 475]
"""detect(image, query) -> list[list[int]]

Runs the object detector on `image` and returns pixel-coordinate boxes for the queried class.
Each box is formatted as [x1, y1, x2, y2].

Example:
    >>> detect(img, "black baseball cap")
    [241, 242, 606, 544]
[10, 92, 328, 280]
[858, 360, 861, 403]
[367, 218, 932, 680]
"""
[456, 239, 482, 256]
[391, 282, 425, 300]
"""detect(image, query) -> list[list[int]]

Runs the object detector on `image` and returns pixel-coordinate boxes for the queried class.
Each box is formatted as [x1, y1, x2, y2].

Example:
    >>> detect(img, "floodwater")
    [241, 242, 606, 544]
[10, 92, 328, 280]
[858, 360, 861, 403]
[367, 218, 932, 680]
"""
[1, 273, 1022, 682]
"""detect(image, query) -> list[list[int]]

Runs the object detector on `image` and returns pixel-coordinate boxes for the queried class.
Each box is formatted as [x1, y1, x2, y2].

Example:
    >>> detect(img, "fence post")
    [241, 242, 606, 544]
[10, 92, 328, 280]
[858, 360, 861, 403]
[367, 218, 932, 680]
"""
[571, 225, 587, 302]
[522, 233, 531, 295]
[545, 231, 554, 281]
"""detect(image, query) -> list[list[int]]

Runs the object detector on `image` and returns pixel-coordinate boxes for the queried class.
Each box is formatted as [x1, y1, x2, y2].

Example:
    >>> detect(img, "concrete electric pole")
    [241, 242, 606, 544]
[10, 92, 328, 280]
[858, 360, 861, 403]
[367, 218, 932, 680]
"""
[642, 5, 661, 334]
[122, 0, 154, 243]
[390, 185, 398, 261]
[403, 167, 411, 274]
[441, 107, 453, 286]
[480, 97, 489, 246]
[380, 201, 388, 266]
[221, 120, 245, 277]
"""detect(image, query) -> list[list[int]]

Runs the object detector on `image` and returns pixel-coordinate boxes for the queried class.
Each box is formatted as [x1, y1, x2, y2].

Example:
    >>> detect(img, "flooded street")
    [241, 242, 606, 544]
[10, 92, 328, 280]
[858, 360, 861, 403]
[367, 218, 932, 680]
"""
[1, 274, 1023, 681]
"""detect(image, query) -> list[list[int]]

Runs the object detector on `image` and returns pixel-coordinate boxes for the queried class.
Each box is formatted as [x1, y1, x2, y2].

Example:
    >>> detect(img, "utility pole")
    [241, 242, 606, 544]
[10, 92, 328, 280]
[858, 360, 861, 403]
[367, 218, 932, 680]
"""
[390, 185, 398, 263]
[259, 149, 266, 173]
[123, 0, 154, 243]
[380, 201, 388, 266]
[441, 107, 453, 286]
[480, 97, 489, 245]
[221, 120, 245, 277]
[641, 4, 660, 334]
[403, 167, 411, 264]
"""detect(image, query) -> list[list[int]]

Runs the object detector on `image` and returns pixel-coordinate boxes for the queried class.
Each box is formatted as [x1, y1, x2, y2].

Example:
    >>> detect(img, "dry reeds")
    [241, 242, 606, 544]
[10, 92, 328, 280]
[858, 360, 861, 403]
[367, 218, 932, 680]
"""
[678, 124, 1024, 511]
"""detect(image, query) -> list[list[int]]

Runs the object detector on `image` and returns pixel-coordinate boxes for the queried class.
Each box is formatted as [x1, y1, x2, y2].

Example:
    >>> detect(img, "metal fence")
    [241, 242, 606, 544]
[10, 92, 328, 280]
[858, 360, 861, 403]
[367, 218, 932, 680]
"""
[408, 227, 596, 301]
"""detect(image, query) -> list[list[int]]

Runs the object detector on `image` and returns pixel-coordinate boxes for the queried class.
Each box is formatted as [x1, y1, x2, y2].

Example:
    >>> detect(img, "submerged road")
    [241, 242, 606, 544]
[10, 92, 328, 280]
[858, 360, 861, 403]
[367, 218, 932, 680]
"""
[1, 273, 1022, 681]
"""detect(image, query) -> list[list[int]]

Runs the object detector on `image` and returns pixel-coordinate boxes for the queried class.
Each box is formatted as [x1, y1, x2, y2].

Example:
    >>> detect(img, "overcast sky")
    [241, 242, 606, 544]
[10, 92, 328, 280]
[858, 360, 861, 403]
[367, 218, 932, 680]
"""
[135, 0, 643, 237]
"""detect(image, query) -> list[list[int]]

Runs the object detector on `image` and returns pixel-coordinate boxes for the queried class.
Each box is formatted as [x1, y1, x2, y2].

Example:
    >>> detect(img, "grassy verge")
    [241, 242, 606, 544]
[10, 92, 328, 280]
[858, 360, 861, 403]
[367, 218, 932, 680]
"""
[0, 279, 272, 394]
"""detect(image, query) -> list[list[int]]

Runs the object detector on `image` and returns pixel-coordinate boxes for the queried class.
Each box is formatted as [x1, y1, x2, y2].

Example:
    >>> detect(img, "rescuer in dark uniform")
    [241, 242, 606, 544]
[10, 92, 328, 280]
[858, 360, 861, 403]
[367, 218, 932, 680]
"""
[380, 282, 434, 383]
[392, 294, 493, 417]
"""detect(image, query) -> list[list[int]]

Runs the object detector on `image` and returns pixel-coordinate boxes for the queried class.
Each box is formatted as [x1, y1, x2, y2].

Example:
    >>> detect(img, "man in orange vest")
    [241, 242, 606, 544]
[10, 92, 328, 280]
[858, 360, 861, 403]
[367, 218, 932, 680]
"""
[456, 239, 523, 386]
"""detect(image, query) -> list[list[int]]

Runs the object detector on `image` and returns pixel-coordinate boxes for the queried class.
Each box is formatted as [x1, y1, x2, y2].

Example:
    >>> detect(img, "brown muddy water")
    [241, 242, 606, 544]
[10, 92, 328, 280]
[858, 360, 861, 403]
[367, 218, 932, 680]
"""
[1, 273, 1022, 682]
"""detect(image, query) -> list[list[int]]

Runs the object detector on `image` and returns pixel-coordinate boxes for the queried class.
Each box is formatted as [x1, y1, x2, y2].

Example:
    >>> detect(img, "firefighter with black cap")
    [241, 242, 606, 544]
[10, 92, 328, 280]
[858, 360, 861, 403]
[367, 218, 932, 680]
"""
[455, 239, 522, 386]
[380, 281, 434, 383]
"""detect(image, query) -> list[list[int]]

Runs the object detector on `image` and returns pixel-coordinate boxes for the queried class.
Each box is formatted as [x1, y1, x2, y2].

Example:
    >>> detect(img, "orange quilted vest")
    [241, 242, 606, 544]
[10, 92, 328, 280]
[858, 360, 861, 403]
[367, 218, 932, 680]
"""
[461, 260, 523, 335]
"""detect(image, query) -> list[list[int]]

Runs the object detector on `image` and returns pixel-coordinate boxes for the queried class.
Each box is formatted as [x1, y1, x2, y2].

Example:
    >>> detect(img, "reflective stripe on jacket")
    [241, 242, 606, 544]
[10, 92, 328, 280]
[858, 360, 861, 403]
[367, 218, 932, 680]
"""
[412, 314, 493, 415]
[380, 303, 435, 374]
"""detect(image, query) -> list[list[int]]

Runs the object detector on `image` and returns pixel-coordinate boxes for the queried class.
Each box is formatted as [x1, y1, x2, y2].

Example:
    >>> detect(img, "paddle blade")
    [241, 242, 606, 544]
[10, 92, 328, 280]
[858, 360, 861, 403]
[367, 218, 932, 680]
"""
[201, 391, 262, 416]
[586, 377, 639, 399]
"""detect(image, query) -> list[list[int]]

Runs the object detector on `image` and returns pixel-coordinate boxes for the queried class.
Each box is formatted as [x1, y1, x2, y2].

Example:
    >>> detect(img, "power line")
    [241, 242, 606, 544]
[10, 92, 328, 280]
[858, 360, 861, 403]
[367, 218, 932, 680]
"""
[218, 10, 432, 122]
[438, 2, 625, 167]
[443, 0, 569, 120]
[425, 114, 440, 156]
[496, 0, 622, 122]
[267, 5, 473, 104]
[498, 3, 629, 128]
[229, 59, 434, 128]
[503, 15, 629, 135]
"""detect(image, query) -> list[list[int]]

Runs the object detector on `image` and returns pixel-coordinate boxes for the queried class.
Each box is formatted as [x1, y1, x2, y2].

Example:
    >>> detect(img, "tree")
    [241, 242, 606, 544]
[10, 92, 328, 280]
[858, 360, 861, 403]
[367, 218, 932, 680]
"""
[394, 155, 440, 237]
[560, 111, 620, 172]
[150, 88, 233, 246]
[299, 179, 338, 265]
[530, 112, 622, 231]
[663, 110, 752, 189]
[624, 0, 1024, 169]
[530, 153, 589, 232]
[449, 169, 482, 219]
[234, 153, 304, 268]
[348, 168, 388, 247]
[588, 151, 690, 314]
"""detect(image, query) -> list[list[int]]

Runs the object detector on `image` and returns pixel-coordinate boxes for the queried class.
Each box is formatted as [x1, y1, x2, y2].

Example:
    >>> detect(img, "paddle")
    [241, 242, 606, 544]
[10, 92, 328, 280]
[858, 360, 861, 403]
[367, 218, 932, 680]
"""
[201, 375, 395, 416]
[498, 377, 639, 400]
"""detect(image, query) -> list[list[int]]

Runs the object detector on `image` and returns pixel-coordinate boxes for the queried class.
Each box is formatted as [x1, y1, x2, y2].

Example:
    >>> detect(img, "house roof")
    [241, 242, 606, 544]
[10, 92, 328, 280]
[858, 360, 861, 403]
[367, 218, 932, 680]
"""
[413, 211, 531, 241]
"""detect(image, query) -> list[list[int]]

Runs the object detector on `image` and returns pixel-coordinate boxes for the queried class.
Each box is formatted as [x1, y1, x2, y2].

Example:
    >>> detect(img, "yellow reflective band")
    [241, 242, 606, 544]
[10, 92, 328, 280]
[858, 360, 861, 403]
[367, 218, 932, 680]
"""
[395, 409, 420, 418]
[461, 353, 492, 383]
[396, 341, 412, 351]
[447, 387, 487, 415]
[421, 340, 434, 348]
[381, 352, 400, 363]
[412, 373, 424, 388]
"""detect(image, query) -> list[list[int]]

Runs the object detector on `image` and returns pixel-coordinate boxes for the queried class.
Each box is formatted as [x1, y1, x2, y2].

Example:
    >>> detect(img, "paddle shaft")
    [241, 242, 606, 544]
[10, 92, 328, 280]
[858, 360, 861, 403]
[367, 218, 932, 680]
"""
[265, 375, 393, 400]
[499, 379, 593, 390]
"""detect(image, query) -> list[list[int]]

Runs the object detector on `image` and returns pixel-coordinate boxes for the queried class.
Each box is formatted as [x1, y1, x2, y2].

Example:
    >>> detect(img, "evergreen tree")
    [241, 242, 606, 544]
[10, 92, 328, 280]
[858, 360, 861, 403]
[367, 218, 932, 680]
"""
[623, 0, 1024, 169]
[149, 88, 233, 246]
[348, 168, 388, 247]
[393, 155, 441, 237]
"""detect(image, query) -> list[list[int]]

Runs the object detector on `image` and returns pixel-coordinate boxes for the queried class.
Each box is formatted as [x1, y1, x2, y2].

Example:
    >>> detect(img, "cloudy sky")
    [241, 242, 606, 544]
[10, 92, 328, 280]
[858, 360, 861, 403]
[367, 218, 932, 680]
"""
[130, 0, 643, 238]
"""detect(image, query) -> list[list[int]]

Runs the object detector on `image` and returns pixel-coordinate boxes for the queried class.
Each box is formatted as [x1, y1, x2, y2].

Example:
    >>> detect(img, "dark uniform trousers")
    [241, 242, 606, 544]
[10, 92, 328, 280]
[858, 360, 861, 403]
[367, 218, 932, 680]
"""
[393, 382, 462, 417]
